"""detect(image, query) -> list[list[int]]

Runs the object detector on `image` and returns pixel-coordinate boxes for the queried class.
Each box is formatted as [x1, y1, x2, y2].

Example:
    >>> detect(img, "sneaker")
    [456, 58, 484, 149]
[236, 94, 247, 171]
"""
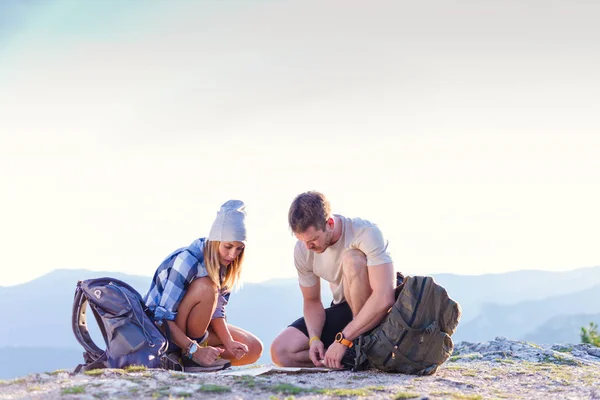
[182, 356, 231, 372]
[160, 352, 184, 372]
[341, 345, 357, 369]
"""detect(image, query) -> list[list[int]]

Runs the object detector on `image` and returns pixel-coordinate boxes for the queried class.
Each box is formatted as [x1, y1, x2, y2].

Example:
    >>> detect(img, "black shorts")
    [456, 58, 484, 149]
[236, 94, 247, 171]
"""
[288, 301, 354, 348]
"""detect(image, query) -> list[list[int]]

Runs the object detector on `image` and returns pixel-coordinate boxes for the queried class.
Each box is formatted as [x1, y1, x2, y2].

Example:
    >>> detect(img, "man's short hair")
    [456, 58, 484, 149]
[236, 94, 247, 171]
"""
[288, 191, 332, 233]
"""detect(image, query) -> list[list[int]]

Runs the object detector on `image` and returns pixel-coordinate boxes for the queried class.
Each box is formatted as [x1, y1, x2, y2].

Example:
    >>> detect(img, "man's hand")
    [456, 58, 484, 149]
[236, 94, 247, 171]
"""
[323, 342, 347, 369]
[308, 339, 325, 367]
[224, 339, 249, 360]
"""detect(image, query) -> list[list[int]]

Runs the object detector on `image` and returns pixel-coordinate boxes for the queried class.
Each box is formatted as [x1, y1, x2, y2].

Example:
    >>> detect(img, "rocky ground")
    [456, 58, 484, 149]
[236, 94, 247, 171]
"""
[1, 338, 599, 399]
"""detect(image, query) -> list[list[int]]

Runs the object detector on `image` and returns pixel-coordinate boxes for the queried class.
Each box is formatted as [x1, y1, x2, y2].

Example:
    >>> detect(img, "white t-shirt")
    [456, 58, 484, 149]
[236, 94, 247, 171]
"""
[294, 215, 393, 304]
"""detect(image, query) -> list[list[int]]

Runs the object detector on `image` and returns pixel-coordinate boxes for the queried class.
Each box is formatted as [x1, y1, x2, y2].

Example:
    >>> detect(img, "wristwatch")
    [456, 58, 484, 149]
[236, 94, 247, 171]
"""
[335, 332, 353, 348]
[187, 341, 199, 359]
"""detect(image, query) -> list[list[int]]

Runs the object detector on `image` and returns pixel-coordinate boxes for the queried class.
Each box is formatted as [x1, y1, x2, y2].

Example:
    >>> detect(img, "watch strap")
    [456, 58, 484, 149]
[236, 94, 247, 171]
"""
[335, 332, 354, 348]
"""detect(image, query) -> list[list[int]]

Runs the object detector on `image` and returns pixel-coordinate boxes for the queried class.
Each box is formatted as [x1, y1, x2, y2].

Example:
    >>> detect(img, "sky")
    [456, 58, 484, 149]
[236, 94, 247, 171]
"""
[0, 0, 599, 287]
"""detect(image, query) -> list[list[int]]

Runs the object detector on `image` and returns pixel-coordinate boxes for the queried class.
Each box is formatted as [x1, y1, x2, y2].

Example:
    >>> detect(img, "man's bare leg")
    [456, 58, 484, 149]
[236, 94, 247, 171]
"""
[270, 327, 315, 367]
[341, 249, 372, 316]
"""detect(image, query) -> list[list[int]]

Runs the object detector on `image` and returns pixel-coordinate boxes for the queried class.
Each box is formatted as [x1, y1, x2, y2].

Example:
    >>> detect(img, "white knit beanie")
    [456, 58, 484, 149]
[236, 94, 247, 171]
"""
[208, 200, 247, 243]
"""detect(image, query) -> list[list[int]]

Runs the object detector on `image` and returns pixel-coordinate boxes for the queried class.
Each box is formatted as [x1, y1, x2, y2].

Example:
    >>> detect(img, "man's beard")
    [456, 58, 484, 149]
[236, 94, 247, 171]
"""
[314, 229, 333, 253]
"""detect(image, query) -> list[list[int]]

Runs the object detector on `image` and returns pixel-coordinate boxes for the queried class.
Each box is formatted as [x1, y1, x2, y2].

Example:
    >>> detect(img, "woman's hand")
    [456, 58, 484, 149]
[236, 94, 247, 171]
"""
[192, 346, 224, 366]
[225, 339, 249, 360]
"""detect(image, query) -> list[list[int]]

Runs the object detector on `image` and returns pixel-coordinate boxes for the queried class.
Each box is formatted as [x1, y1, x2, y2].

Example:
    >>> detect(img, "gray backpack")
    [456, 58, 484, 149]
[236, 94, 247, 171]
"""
[351, 275, 461, 375]
[72, 277, 169, 372]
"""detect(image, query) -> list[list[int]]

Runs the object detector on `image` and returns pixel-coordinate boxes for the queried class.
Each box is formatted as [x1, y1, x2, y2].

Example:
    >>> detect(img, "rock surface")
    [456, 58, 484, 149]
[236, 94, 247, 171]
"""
[1, 338, 599, 399]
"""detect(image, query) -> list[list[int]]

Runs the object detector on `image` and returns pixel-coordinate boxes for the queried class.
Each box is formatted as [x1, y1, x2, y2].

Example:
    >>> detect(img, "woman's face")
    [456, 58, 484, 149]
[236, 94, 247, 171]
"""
[218, 241, 245, 266]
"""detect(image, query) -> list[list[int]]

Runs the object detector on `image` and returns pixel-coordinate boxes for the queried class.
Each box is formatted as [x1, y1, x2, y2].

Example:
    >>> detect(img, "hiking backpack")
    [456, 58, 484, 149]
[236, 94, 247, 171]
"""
[72, 277, 169, 372]
[351, 275, 461, 375]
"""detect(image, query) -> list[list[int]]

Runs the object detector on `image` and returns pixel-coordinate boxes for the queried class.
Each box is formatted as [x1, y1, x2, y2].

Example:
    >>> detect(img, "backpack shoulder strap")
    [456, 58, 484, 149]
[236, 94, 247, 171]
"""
[74, 352, 108, 374]
[72, 280, 105, 363]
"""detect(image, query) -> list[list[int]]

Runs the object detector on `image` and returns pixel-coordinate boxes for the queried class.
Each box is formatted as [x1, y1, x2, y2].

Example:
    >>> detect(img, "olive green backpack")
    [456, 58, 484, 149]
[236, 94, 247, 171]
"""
[351, 275, 461, 375]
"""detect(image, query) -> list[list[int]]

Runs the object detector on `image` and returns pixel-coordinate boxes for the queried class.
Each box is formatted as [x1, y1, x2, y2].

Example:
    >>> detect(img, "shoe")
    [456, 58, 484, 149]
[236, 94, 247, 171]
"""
[160, 352, 184, 372]
[182, 356, 231, 372]
[341, 345, 357, 369]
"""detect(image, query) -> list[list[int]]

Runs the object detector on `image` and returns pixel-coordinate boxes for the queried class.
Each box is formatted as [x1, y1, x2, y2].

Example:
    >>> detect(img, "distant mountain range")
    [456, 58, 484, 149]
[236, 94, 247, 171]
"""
[455, 283, 600, 342]
[523, 312, 600, 344]
[431, 266, 600, 324]
[1, 266, 599, 379]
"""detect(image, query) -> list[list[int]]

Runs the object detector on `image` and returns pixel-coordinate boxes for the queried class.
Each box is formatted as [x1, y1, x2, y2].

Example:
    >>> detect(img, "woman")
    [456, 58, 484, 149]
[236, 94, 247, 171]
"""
[144, 200, 263, 371]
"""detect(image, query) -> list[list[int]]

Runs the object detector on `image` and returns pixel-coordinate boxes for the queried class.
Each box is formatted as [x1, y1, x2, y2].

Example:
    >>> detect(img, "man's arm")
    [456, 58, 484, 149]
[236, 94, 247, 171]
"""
[300, 281, 326, 341]
[341, 262, 395, 340]
[301, 281, 328, 366]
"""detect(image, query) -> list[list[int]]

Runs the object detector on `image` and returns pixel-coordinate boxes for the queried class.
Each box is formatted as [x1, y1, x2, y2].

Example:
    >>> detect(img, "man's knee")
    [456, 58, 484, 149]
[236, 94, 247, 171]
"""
[270, 328, 303, 366]
[185, 277, 218, 303]
[270, 331, 287, 365]
[342, 249, 368, 278]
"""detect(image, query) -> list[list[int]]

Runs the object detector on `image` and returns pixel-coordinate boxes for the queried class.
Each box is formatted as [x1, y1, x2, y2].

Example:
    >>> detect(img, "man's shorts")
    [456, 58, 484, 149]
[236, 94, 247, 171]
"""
[288, 301, 354, 348]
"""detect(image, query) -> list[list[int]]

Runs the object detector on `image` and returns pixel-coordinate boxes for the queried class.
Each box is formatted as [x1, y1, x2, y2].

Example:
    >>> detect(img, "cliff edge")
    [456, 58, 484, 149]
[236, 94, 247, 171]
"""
[1, 338, 599, 399]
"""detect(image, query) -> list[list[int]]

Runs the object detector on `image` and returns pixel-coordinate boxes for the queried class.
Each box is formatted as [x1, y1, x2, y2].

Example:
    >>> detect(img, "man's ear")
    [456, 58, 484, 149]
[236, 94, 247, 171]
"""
[327, 217, 335, 228]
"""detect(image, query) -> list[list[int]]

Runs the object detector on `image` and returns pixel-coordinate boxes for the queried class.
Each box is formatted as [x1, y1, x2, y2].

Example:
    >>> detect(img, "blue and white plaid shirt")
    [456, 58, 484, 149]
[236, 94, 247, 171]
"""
[144, 237, 230, 323]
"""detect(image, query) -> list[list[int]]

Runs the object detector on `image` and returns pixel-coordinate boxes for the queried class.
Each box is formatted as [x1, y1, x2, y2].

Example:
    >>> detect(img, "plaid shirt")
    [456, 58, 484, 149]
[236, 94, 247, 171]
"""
[144, 237, 230, 323]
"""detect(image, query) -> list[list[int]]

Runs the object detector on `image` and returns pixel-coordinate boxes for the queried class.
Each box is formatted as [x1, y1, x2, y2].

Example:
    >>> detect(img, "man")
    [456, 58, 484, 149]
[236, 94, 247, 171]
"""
[270, 191, 397, 369]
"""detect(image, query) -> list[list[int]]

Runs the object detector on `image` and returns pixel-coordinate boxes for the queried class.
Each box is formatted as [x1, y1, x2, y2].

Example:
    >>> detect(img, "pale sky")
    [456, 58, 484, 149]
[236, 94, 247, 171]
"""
[1, 0, 599, 287]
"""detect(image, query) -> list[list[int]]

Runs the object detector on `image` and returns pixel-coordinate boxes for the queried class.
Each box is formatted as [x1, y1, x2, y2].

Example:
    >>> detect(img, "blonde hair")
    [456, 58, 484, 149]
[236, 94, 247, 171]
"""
[203, 240, 244, 291]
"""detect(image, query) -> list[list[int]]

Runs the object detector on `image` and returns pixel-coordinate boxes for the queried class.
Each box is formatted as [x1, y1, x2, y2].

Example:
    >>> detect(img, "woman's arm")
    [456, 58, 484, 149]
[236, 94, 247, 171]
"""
[209, 317, 234, 346]
[165, 319, 194, 351]
[210, 317, 248, 360]
[163, 319, 224, 366]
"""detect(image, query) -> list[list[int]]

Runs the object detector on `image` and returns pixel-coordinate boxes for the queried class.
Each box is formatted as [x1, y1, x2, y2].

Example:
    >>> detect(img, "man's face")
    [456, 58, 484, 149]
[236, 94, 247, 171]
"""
[295, 223, 332, 253]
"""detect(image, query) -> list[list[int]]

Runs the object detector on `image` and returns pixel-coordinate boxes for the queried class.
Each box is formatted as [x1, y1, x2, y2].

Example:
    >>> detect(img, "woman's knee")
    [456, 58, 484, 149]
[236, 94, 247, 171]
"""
[244, 336, 264, 364]
[185, 277, 218, 302]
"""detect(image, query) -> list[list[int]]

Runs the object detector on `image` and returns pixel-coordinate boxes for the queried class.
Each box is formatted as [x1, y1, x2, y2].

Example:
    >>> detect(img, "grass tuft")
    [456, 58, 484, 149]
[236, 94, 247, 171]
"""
[171, 373, 187, 380]
[0, 378, 26, 386]
[124, 365, 147, 373]
[84, 369, 104, 376]
[234, 375, 257, 387]
[198, 384, 232, 393]
[554, 346, 573, 353]
[269, 383, 311, 395]
[451, 393, 483, 400]
[49, 369, 68, 376]
[319, 386, 384, 397]
[394, 392, 421, 399]
[62, 385, 86, 395]
[542, 354, 582, 366]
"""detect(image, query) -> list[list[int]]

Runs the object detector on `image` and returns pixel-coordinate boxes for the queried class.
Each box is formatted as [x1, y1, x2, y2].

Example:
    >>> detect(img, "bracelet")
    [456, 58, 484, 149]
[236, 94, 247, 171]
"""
[185, 340, 199, 359]
[308, 336, 320, 346]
